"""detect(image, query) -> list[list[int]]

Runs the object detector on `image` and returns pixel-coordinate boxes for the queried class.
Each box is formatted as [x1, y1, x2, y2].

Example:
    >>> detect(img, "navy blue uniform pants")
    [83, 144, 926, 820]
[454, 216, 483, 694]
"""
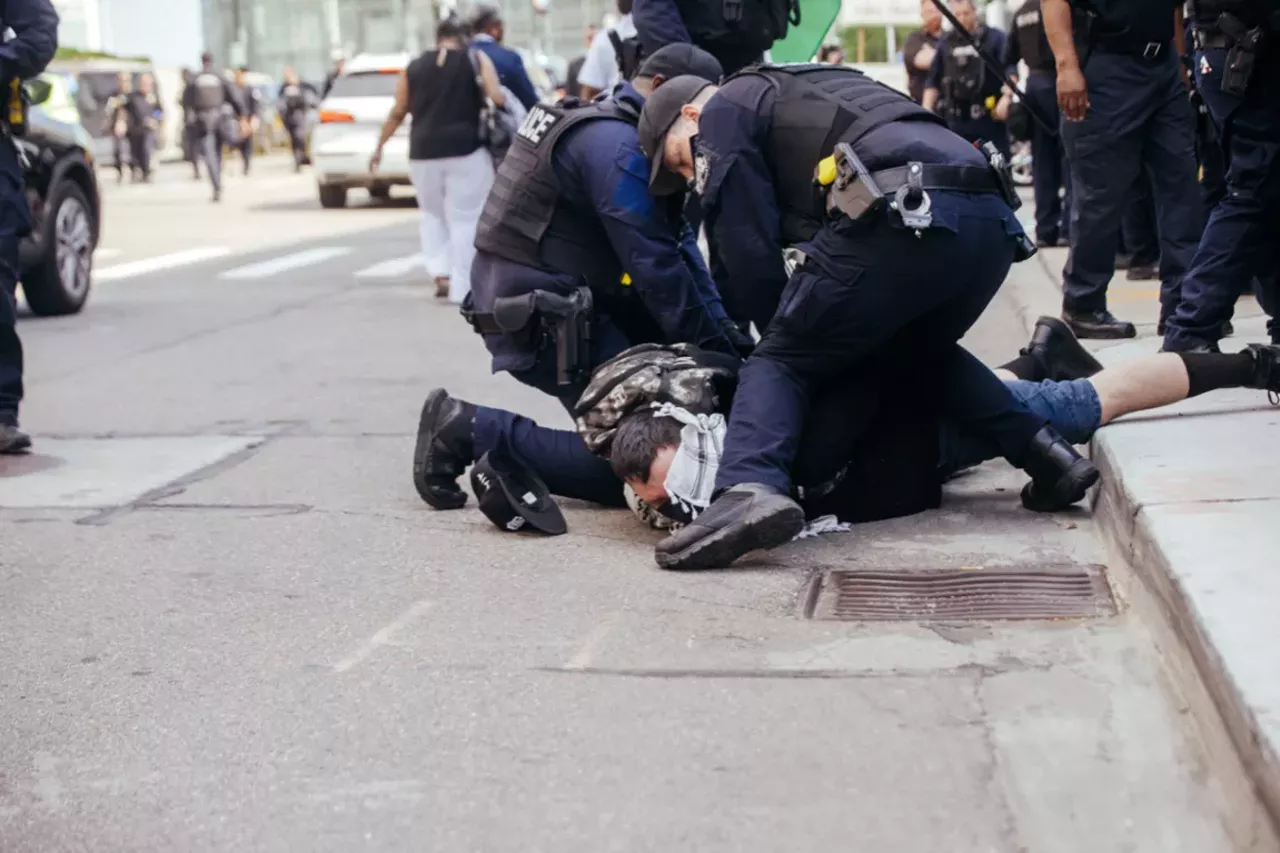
[471, 316, 633, 508]
[0, 144, 29, 427]
[716, 195, 1048, 496]
[1061, 51, 1202, 314]
[1119, 171, 1160, 268]
[1026, 74, 1069, 244]
[948, 113, 1011, 158]
[1165, 47, 1280, 350]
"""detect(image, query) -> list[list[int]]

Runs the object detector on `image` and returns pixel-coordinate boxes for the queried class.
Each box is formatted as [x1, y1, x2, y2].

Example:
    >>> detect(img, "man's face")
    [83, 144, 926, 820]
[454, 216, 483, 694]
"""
[953, 1, 979, 32]
[624, 445, 678, 507]
[921, 0, 942, 31]
[138, 74, 154, 93]
[661, 109, 701, 182]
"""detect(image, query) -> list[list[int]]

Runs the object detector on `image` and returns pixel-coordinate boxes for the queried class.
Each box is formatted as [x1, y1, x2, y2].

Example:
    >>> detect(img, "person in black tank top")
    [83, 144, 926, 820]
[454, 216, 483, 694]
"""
[371, 17, 507, 302]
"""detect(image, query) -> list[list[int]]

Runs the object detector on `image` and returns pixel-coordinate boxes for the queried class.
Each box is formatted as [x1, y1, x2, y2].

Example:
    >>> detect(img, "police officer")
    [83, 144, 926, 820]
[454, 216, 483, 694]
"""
[923, 0, 1012, 158]
[412, 45, 750, 512]
[639, 67, 1099, 570]
[183, 52, 246, 203]
[1005, 0, 1069, 246]
[0, 0, 58, 455]
[232, 67, 260, 177]
[632, 0, 797, 77]
[125, 72, 162, 183]
[106, 72, 131, 184]
[1162, 0, 1280, 352]
[1043, 0, 1204, 339]
[278, 67, 314, 173]
[180, 68, 201, 180]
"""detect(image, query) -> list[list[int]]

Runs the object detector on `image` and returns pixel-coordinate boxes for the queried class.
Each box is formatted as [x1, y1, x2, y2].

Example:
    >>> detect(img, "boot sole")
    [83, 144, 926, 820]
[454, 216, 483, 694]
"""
[655, 503, 806, 571]
[1036, 316, 1104, 378]
[413, 390, 467, 510]
[1025, 458, 1101, 512]
[0, 436, 31, 455]
[1066, 324, 1136, 340]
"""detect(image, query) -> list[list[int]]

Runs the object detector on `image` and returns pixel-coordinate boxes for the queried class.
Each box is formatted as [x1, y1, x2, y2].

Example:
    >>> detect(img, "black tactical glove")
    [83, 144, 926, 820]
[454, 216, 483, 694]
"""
[720, 319, 756, 360]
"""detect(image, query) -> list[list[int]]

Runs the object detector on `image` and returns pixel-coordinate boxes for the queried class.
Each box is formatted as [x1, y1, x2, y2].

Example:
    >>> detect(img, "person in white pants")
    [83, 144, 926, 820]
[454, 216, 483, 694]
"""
[371, 17, 506, 303]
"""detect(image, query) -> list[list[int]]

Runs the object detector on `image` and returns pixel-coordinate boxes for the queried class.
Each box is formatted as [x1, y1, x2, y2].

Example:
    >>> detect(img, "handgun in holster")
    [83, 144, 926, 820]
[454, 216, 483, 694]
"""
[5, 77, 27, 138]
[1217, 13, 1264, 95]
[977, 140, 1037, 261]
[489, 287, 595, 386]
[820, 142, 885, 223]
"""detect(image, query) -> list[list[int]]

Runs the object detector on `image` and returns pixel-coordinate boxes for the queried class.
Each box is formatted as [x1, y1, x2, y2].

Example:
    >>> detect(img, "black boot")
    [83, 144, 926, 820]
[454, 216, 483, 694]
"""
[412, 389, 477, 510]
[1125, 264, 1159, 281]
[1244, 344, 1280, 396]
[1024, 316, 1104, 381]
[1062, 309, 1136, 340]
[0, 423, 32, 454]
[1018, 426, 1100, 512]
[653, 484, 805, 571]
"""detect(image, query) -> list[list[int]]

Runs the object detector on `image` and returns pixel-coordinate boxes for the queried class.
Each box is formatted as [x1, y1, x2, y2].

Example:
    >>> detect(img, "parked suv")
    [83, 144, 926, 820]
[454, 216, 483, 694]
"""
[17, 76, 101, 316]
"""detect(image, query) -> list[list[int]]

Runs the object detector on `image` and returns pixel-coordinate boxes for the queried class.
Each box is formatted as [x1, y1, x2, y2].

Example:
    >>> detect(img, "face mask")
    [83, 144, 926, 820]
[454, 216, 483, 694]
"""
[656, 404, 726, 523]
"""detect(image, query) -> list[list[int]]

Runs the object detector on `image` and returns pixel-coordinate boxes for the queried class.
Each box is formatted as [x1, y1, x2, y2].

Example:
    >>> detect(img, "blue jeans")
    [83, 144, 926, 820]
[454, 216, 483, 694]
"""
[939, 378, 1102, 477]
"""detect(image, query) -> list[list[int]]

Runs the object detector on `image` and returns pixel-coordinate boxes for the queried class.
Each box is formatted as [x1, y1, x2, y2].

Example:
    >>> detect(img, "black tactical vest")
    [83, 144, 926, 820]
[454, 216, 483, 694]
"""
[941, 29, 987, 109]
[678, 0, 797, 51]
[474, 98, 640, 269]
[1188, 0, 1275, 28]
[191, 72, 226, 113]
[739, 64, 946, 244]
[1014, 1, 1055, 72]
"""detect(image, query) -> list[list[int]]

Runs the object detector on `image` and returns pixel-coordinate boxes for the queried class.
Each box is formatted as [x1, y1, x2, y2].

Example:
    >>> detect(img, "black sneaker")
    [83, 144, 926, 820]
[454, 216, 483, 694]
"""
[1062, 309, 1136, 340]
[1024, 316, 1104, 381]
[412, 389, 477, 510]
[1019, 426, 1100, 512]
[1125, 264, 1159, 281]
[1244, 345, 1280, 403]
[654, 484, 805, 571]
[0, 423, 31, 455]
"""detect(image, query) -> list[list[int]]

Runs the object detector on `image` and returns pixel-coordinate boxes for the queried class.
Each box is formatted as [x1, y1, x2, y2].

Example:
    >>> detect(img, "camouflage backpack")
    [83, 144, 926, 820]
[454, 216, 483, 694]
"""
[573, 343, 740, 456]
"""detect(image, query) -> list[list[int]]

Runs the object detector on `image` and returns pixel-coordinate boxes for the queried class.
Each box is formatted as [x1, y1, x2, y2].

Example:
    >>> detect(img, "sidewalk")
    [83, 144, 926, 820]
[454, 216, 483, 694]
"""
[1007, 203, 1280, 829]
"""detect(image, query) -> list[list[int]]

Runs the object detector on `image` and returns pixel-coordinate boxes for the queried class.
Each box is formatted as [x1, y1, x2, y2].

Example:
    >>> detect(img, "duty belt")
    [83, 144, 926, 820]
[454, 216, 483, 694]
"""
[1092, 38, 1168, 60]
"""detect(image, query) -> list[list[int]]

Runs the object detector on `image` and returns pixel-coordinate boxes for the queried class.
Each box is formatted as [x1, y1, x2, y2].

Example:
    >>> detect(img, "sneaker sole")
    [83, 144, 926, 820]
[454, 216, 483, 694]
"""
[0, 436, 31, 455]
[654, 503, 806, 571]
[412, 389, 466, 510]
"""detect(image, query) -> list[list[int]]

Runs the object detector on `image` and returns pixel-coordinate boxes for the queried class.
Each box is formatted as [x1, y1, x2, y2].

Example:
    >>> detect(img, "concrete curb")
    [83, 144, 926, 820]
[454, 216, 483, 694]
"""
[1004, 240, 1280, 834]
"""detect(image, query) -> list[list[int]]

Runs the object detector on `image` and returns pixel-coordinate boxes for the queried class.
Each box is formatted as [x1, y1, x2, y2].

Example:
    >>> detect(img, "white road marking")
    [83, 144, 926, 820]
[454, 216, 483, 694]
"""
[94, 248, 121, 261]
[331, 599, 434, 673]
[220, 246, 351, 280]
[565, 611, 622, 670]
[95, 247, 232, 282]
[355, 254, 424, 279]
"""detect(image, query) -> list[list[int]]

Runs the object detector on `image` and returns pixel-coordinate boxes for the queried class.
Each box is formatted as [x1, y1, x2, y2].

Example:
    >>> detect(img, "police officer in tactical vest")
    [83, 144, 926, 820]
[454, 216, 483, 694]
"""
[922, 0, 1013, 157]
[1006, 0, 1070, 247]
[0, 0, 58, 455]
[411, 45, 750, 514]
[1162, 0, 1280, 352]
[639, 66, 1100, 570]
[183, 52, 246, 203]
[278, 67, 314, 173]
[1043, 0, 1204, 339]
[632, 0, 797, 78]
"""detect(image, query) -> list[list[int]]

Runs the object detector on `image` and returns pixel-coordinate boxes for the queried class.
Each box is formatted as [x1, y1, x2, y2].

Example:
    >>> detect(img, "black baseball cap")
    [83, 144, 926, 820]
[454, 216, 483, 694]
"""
[638, 74, 715, 197]
[637, 44, 723, 85]
[470, 450, 567, 536]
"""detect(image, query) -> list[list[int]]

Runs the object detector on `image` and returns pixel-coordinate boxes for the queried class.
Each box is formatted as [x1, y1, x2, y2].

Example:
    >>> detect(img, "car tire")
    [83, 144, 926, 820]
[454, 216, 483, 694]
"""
[318, 184, 347, 209]
[22, 180, 94, 317]
[368, 184, 391, 201]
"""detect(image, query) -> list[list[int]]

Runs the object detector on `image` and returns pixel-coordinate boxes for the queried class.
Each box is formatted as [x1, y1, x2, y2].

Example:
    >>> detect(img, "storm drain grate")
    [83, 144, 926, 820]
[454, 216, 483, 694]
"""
[805, 566, 1115, 622]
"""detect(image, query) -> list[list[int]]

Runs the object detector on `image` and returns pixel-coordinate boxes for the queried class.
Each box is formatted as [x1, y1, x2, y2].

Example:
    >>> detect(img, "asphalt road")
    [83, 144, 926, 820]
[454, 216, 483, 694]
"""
[0, 157, 1255, 851]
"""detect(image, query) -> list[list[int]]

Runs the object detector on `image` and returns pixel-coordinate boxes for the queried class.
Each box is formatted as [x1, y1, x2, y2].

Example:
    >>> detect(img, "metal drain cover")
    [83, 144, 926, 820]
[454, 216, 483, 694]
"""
[805, 565, 1115, 622]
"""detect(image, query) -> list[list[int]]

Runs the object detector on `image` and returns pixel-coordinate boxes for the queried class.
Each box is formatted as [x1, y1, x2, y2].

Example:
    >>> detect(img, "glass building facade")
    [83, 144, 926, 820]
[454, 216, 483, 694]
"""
[203, 0, 617, 84]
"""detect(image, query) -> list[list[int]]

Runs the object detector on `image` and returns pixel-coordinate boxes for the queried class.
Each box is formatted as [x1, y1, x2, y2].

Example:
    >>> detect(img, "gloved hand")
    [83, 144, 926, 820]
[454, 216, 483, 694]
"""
[720, 319, 756, 360]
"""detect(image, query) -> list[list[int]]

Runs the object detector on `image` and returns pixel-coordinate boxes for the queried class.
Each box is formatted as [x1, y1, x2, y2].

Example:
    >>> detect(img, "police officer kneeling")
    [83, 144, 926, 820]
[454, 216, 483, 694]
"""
[638, 67, 1100, 571]
[413, 45, 750, 513]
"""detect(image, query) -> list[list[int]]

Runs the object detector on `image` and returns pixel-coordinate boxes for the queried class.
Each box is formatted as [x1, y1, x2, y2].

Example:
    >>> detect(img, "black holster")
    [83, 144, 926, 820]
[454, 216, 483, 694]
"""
[1216, 13, 1265, 95]
[465, 287, 596, 386]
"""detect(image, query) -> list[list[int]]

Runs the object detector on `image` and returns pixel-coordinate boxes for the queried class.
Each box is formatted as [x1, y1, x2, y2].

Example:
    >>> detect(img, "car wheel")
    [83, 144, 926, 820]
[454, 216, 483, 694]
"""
[318, 184, 347, 209]
[368, 184, 391, 201]
[22, 181, 94, 317]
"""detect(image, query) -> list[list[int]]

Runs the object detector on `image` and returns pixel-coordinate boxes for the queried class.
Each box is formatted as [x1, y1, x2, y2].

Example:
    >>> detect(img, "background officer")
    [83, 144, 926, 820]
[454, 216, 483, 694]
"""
[232, 67, 260, 177]
[124, 72, 162, 183]
[640, 68, 1099, 570]
[412, 45, 748, 513]
[1005, 0, 1069, 247]
[0, 0, 59, 454]
[1163, 0, 1279, 352]
[922, 0, 1012, 157]
[106, 71, 131, 184]
[632, 0, 796, 77]
[180, 68, 201, 180]
[278, 67, 314, 172]
[903, 0, 944, 103]
[183, 52, 246, 203]
[1043, 0, 1204, 339]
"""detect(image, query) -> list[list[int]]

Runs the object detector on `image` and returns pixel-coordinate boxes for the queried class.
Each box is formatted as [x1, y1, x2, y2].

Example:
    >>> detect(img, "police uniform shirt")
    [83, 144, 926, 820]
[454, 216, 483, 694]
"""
[470, 82, 735, 374]
[903, 28, 942, 102]
[1078, 0, 1182, 46]
[692, 72, 994, 330]
[1005, 0, 1056, 74]
[925, 25, 1011, 108]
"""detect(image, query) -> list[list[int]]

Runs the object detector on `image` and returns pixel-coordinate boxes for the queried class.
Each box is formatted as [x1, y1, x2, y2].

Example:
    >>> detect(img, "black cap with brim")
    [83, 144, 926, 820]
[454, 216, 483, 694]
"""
[470, 450, 568, 536]
[638, 75, 714, 197]
[637, 44, 724, 86]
